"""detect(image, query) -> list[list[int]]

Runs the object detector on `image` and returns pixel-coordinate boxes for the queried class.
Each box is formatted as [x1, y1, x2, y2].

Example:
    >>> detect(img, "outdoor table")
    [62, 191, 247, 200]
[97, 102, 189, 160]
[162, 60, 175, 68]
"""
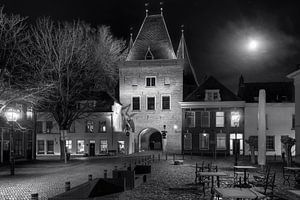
[234, 165, 257, 186]
[284, 167, 300, 172]
[197, 171, 227, 194]
[214, 187, 265, 199]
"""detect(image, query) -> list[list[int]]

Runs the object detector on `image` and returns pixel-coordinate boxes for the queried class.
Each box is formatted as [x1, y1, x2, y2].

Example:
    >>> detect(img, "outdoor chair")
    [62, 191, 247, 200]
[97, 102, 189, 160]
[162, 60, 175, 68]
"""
[250, 165, 271, 187]
[253, 171, 276, 200]
[194, 161, 212, 196]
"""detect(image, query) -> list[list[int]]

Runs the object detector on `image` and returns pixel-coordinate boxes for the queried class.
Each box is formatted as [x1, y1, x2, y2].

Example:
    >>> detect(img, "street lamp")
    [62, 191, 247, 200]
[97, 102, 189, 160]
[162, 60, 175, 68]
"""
[231, 111, 240, 166]
[4, 108, 21, 175]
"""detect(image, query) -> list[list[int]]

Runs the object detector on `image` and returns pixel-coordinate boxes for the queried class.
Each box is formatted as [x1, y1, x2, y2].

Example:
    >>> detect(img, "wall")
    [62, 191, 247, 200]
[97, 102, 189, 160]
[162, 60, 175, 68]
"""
[119, 60, 183, 153]
[244, 103, 295, 156]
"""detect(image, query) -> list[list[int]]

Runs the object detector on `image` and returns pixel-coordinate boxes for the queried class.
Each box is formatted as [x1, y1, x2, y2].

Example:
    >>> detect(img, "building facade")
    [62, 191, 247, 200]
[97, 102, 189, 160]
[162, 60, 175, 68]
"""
[119, 11, 198, 153]
[239, 78, 295, 157]
[36, 99, 130, 156]
[180, 76, 245, 156]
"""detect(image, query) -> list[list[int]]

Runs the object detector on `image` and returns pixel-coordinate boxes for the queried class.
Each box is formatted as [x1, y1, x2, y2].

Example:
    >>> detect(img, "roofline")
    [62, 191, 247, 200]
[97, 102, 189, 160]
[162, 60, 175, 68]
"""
[126, 14, 147, 61]
[121, 59, 184, 67]
[182, 34, 199, 86]
[161, 14, 177, 59]
[287, 69, 300, 79]
[179, 101, 245, 108]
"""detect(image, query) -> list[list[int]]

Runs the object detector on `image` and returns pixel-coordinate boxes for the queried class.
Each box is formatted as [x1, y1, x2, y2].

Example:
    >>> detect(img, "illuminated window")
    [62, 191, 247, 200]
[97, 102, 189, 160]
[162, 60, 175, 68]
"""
[186, 111, 195, 128]
[216, 112, 224, 127]
[26, 107, 33, 119]
[99, 121, 106, 132]
[100, 140, 108, 153]
[86, 121, 94, 133]
[77, 140, 85, 154]
[231, 111, 240, 127]
[216, 133, 226, 149]
[132, 97, 140, 111]
[162, 96, 170, 110]
[199, 133, 209, 149]
[146, 77, 156, 87]
[147, 97, 155, 110]
[66, 140, 72, 152]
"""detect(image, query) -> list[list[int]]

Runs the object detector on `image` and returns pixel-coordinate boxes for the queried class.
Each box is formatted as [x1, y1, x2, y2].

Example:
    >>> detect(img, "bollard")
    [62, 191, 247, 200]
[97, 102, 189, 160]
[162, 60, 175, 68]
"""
[104, 169, 108, 179]
[173, 153, 175, 161]
[31, 193, 38, 200]
[65, 181, 71, 191]
[88, 174, 92, 181]
[165, 153, 168, 160]
[123, 177, 127, 191]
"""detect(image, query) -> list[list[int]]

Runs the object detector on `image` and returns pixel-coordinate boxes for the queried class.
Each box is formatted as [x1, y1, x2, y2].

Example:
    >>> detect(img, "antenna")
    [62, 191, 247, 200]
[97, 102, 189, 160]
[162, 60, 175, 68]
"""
[160, 2, 164, 15]
[145, 2, 149, 16]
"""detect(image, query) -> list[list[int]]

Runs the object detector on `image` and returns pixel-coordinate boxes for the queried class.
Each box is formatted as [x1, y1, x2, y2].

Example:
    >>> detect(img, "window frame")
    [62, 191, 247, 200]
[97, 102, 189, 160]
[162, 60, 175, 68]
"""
[161, 95, 171, 110]
[186, 111, 195, 128]
[85, 120, 94, 133]
[266, 135, 275, 151]
[146, 96, 156, 111]
[46, 140, 54, 154]
[201, 111, 210, 128]
[216, 133, 227, 150]
[205, 89, 221, 101]
[216, 111, 224, 127]
[99, 120, 107, 133]
[100, 139, 108, 153]
[132, 96, 141, 111]
[66, 140, 72, 152]
[76, 140, 85, 154]
[145, 76, 156, 87]
[37, 140, 45, 154]
[199, 133, 210, 150]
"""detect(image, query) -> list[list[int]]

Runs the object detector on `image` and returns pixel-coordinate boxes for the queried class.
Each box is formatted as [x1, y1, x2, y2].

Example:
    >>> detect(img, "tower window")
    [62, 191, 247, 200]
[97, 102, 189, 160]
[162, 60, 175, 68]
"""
[147, 97, 155, 110]
[145, 47, 154, 60]
[146, 76, 156, 87]
[162, 95, 170, 110]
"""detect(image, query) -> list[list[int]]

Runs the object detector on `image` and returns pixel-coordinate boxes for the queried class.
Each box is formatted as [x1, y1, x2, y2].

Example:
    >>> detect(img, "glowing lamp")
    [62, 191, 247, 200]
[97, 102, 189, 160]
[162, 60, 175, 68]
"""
[5, 108, 21, 122]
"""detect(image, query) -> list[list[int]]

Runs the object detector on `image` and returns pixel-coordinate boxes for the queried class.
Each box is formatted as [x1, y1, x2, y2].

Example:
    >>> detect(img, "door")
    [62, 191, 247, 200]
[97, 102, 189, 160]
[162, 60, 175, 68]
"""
[89, 142, 95, 156]
[233, 139, 240, 157]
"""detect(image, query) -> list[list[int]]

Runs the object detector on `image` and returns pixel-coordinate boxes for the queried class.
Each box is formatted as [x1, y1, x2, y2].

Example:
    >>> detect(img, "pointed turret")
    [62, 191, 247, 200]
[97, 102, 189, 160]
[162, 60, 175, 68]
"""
[176, 25, 199, 97]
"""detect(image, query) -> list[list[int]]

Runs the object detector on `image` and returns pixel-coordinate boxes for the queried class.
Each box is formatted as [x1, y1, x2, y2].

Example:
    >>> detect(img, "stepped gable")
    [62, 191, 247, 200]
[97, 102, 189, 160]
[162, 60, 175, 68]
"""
[126, 14, 176, 61]
[177, 29, 199, 87]
[184, 76, 241, 101]
[238, 81, 294, 103]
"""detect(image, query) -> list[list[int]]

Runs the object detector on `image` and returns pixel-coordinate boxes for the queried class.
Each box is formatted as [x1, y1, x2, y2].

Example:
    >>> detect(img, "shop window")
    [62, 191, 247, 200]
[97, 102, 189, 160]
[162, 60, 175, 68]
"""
[100, 140, 108, 153]
[66, 140, 72, 152]
[77, 140, 85, 154]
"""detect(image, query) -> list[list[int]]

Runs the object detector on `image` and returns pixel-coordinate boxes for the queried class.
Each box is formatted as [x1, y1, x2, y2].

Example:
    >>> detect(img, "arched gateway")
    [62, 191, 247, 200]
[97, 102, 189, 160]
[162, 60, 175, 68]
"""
[138, 128, 162, 151]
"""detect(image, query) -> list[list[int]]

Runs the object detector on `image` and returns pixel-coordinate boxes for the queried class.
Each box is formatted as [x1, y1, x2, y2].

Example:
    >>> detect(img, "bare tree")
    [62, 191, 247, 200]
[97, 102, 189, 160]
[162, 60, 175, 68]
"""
[23, 18, 126, 162]
[0, 7, 52, 115]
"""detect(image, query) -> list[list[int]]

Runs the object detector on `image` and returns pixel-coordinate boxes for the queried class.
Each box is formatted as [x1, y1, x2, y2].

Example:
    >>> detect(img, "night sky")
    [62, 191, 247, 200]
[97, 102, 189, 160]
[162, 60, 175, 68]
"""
[1, 0, 300, 92]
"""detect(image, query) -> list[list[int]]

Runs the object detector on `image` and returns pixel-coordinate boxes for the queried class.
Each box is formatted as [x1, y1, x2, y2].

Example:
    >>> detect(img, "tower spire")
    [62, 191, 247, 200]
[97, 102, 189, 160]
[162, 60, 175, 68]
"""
[145, 3, 149, 16]
[160, 2, 164, 15]
[128, 27, 133, 51]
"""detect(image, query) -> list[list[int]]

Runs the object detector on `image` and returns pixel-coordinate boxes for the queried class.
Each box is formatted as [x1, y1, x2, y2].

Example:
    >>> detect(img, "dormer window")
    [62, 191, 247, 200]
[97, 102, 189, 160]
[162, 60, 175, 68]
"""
[145, 47, 154, 60]
[205, 89, 221, 101]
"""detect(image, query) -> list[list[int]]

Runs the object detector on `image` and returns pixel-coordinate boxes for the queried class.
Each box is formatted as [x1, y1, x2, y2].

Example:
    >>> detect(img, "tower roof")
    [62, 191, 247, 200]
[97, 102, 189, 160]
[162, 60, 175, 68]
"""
[177, 29, 199, 86]
[126, 14, 176, 61]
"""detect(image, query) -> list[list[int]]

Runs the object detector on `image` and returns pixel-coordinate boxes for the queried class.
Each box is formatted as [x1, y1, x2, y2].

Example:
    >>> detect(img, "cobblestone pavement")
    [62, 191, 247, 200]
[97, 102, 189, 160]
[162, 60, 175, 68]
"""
[0, 153, 299, 200]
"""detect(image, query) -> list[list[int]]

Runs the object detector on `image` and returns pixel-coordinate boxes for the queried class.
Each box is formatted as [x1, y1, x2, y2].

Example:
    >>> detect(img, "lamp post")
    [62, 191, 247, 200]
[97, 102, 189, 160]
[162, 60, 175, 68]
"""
[5, 108, 21, 175]
[231, 111, 240, 166]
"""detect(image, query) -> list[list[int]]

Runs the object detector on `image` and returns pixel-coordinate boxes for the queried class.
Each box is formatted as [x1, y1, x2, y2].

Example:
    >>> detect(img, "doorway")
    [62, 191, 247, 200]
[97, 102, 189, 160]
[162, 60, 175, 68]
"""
[89, 140, 95, 156]
[149, 132, 162, 150]
[230, 133, 243, 155]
